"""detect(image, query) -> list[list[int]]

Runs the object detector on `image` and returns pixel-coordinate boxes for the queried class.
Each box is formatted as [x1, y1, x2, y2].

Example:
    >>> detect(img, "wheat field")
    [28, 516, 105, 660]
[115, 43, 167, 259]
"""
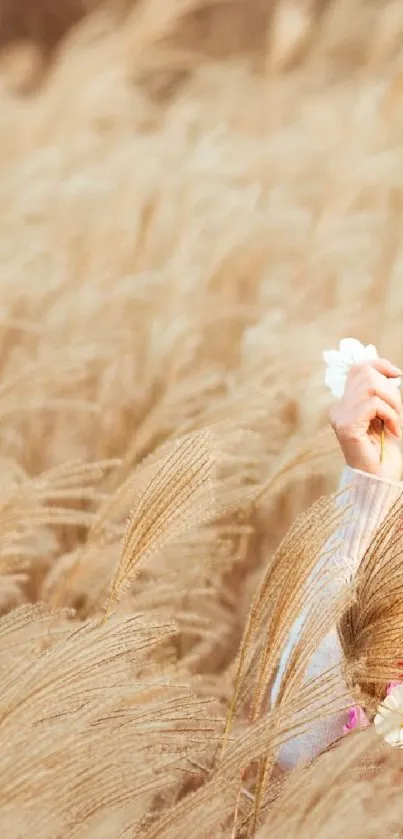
[2, 1, 403, 836]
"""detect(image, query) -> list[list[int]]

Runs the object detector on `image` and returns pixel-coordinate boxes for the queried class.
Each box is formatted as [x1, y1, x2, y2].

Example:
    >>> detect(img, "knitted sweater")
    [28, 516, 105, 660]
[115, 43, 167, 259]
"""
[273, 466, 403, 770]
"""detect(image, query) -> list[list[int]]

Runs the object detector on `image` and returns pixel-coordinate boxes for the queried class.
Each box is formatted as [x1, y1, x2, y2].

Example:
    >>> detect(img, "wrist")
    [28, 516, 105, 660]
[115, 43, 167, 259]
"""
[345, 458, 402, 483]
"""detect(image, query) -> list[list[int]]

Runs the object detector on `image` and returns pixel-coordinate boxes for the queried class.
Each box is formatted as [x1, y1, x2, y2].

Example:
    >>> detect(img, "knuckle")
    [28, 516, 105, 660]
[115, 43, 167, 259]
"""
[362, 368, 379, 397]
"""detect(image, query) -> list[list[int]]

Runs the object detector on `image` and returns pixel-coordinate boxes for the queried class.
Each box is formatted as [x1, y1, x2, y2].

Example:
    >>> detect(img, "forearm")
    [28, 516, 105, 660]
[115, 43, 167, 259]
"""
[336, 466, 403, 574]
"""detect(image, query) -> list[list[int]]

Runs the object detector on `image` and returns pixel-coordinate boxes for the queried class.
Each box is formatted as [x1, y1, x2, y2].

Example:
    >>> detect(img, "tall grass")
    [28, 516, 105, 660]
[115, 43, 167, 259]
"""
[1, 0, 403, 836]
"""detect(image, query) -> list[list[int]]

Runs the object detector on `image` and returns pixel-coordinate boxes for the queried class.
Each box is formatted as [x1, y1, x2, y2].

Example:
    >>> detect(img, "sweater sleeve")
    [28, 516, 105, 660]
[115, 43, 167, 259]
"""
[273, 466, 403, 771]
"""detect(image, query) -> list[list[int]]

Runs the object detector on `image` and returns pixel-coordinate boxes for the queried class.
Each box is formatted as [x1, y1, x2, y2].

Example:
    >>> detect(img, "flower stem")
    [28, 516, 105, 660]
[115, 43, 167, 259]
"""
[380, 421, 385, 464]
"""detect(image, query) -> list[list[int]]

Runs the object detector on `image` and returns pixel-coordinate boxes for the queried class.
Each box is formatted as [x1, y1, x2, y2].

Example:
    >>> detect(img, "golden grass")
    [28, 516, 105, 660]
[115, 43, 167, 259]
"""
[1, 0, 403, 835]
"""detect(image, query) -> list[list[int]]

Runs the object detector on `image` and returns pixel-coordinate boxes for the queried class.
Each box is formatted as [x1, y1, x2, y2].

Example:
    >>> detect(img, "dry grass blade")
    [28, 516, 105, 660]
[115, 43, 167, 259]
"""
[221, 493, 346, 752]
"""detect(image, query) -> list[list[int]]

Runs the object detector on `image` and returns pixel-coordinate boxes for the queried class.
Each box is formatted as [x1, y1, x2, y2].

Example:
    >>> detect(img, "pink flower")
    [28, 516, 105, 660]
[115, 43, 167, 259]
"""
[343, 705, 370, 734]
[343, 680, 403, 738]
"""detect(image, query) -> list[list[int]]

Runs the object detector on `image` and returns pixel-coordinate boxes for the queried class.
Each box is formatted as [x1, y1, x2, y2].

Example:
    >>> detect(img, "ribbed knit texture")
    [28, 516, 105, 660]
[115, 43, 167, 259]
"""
[338, 466, 403, 572]
[274, 466, 403, 771]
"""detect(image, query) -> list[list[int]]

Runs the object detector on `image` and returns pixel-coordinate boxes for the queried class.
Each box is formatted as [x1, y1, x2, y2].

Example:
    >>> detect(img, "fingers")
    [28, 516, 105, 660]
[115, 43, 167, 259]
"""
[362, 397, 401, 438]
[348, 366, 402, 416]
[349, 358, 402, 381]
[329, 356, 403, 477]
[330, 357, 403, 441]
[330, 396, 401, 442]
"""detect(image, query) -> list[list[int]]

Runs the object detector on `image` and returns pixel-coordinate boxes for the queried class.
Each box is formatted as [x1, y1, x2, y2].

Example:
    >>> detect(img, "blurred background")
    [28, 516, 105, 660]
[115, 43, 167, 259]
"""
[1, 0, 403, 533]
[2, 2, 403, 836]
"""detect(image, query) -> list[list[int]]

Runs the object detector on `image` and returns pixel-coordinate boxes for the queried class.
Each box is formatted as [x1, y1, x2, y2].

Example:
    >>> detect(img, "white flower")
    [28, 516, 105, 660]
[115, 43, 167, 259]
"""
[374, 684, 403, 748]
[323, 337, 401, 399]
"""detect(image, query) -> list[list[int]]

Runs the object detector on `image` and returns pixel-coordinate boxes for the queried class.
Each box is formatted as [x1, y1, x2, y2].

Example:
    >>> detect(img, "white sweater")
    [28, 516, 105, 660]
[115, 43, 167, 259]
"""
[273, 466, 403, 770]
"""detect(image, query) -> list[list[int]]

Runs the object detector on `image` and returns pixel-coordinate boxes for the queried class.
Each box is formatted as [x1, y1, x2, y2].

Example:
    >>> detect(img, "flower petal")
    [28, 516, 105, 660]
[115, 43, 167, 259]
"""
[325, 368, 346, 398]
[364, 344, 379, 361]
[323, 350, 342, 366]
[343, 705, 369, 734]
[382, 693, 399, 711]
[374, 712, 387, 734]
[339, 338, 368, 364]
[375, 683, 403, 747]
[390, 684, 403, 707]
[383, 729, 402, 747]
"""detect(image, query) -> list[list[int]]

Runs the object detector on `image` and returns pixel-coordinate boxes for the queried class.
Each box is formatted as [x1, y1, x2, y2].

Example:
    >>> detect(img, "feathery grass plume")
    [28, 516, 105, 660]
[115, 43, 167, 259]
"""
[339, 494, 403, 709]
[258, 725, 403, 839]
[46, 465, 146, 611]
[0, 603, 75, 670]
[220, 491, 354, 834]
[144, 664, 351, 839]
[47, 424, 259, 627]
[221, 492, 347, 741]
[0, 458, 118, 611]
[0, 459, 117, 552]
[101, 427, 259, 623]
[0, 605, 224, 838]
[143, 495, 354, 837]
[102, 430, 219, 621]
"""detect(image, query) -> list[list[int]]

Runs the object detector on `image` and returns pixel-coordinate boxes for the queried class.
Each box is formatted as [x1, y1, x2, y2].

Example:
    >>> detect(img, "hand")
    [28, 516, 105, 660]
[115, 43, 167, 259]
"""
[329, 358, 403, 481]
